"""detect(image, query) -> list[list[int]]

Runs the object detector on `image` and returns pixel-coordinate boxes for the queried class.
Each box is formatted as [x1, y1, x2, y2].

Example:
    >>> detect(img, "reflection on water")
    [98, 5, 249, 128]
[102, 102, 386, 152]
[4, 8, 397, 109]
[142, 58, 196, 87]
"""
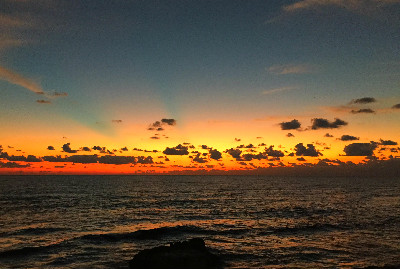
[0, 175, 399, 268]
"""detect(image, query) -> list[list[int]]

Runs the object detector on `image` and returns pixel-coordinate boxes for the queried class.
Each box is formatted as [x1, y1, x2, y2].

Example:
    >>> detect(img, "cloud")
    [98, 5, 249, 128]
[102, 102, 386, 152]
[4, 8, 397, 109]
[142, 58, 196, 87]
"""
[295, 143, 322, 157]
[193, 153, 207, 163]
[148, 118, 177, 130]
[136, 156, 154, 164]
[161, 118, 176, 126]
[225, 148, 242, 160]
[280, 119, 301, 130]
[81, 147, 91, 152]
[209, 149, 222, 160]
[351, 108, 375, 114]
[262, 86, 297, 95]
[339, 135, 359, 141]
[112, 120, 122, 123]
[324, 133, 334, 137]
[0, 161, 30, 168]
[268, 64, 317, 75]
[265, 146, 285, 157]
[286, 133, 295, 137]
[48, 91, 68, 97]
[283, 0, 400, 14]
[350, 97, 377, 104]
[36, 99, 51, 104]
[163, 144, 189, 155]
[62, 143, 78, 153]
[0, 65, 44, 94]
[47, 146, 55, 150]
[380, 139, 398, 146]
[392, 104, 400, 109]
[311, 118, 348, 129]
[343, 142, 378, 156]
[235, 138, 241, 142]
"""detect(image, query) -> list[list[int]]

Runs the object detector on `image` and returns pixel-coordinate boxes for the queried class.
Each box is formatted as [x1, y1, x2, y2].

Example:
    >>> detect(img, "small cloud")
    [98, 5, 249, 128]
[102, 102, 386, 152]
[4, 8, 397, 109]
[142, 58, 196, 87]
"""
[297, 157, 306, 162]
[150, 136, 160, 140]
[265, 146, 285, 157]
[121, 147, 128, 151]
[112, 120, 122, 123]
[262, 86, 297, 95]
[350, 97, 377, 104]
[339, 135, 359, 141]
[380, 139, 398, 146]
[47, 146, 55, 150]
[295, 143, 322, 157]
[311, 118, 348, 130]
[163, 144, 189, 155]
[161, 118, 176, 126]
[225, 148, 242, 160]
[193, 153, 207, 163]
[268, 64, 317, 75]
[392, 103, 400, 109]
[287, 133, 295, 137]
[351, 108, 375, 114]
[209, 149, 222, 160]
[81, 147, 91, 152]
[280, 119, 301, 130]
[325, 133, 334, 137]
[235, 138, 241, 142]
[36, 99, 51, 104]
[62, 143, 78, 154]
[48, 91, 68, 98]
[343, 142, 378, 156]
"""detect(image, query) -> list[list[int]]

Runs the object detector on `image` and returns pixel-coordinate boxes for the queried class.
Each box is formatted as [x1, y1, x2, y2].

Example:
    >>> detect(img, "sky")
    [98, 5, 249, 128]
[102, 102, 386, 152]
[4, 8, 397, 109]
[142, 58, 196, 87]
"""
[0, 0, 399, 175]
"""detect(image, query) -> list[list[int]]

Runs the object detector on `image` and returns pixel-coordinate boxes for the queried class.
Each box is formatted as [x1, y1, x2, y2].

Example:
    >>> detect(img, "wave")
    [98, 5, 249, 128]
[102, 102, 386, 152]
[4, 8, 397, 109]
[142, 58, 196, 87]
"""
[0, 242, 62, 258]
[8, 227, 66, 236]
[79, 225, 247, 243]
[259, 223, 347, 236]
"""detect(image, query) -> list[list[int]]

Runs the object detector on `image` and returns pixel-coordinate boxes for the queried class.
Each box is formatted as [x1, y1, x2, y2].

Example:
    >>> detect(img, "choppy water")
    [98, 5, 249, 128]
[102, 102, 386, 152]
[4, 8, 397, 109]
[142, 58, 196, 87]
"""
[0, 175, 399, 269]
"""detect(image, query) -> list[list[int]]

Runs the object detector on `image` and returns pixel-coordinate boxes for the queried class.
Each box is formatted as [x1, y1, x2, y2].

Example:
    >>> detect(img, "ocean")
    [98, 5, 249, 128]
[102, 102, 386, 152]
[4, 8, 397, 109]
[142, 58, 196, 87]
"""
[0, 175, 399, 268]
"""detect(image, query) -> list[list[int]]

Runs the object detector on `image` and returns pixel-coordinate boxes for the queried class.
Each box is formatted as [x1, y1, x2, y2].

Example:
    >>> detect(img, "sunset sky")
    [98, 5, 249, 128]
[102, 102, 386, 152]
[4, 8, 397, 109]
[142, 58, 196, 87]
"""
[1, 0, 399, 174]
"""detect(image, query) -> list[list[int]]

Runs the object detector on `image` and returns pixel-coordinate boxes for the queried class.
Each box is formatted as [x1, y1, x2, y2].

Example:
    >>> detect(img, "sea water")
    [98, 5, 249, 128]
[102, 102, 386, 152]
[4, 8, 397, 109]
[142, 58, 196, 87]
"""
[0, 175, 399, 268]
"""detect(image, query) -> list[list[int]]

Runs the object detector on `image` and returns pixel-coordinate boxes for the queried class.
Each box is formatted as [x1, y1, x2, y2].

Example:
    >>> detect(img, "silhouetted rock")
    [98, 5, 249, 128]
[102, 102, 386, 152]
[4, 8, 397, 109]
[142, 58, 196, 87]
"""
[129, 238, 224, 269]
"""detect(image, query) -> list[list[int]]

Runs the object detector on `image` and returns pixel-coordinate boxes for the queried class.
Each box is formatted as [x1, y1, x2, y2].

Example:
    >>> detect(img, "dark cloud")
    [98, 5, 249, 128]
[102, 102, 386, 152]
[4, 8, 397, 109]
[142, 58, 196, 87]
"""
[237, 144, 255, 149]
[225, 148, 242, 159]
[161, 118, 176, 126]
[380, 139, 398, 146]
[242, 153, 267, 161]
[297, 157, 306, 162]
[163, 144, 189, 155]
[350, 97, 377, 104]
[201, 145, 209, 150]
[286, 133, 295, 137]
[4, 154, 41, 162]
[112, 120, 123, 123]
[47, 146, 55, 150]
[343, 142, 378, 156]
[136, 156, 154, 164]
[36, 99, 51, 104]
[92, 146, 103, 151]
[351, 108, 375, 114]
[265, 146, 284, 157]
[0, 161, 30, 168]
[121, 147, 128, 151]
[339, 135, 359, 141]
[294, 143, 321, 157]
[193, 153, 207, 163]
[148, 118, 177, 130]
[280, 119, 301, 130]
[69, 155, 100, 164]
[209, 149, 222, 160]
[62, 143, 78, 153]
[150, 136, 160, 140]
[324, 133, 334, 137]
[234, 138, 241, 142]
[392, 104, 400, 109]
[81, 147, 91, 152]
[311, 118, 347, 129]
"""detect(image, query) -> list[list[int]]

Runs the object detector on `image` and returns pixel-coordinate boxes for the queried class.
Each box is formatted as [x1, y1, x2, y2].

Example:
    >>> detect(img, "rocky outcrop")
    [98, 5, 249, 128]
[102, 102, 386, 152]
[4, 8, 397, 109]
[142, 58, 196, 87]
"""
[129, 238, 224, 269]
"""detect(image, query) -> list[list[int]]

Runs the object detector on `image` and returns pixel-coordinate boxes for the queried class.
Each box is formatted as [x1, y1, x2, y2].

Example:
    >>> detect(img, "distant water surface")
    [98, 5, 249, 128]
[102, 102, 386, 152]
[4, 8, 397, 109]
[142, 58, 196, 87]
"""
[0, 175, 399, 268]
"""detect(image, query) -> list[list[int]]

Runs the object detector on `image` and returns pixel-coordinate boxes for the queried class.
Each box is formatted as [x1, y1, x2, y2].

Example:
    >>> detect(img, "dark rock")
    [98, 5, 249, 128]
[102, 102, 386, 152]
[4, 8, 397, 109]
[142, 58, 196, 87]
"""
[129, 238, 224, 269]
